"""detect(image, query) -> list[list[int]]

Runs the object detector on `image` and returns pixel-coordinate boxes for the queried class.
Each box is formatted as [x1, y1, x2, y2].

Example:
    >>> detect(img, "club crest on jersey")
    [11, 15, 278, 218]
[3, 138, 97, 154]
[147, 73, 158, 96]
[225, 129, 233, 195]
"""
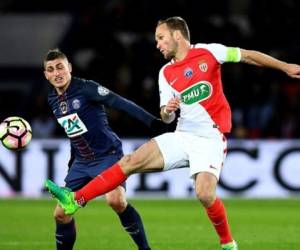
[181, 81, 212, 105]
[57, 113, 88, 138]
[59, 101, 68, 114]
[72, 99, 81, 110]
[199, 61, 208, 72]
[98, 86, 109, 96]
[184, 67, 193, 78]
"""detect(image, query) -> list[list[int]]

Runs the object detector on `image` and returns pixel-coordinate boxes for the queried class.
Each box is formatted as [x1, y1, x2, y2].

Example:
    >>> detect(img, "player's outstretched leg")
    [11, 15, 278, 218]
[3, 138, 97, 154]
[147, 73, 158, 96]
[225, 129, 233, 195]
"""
[45, 163, 127, 214]
[45, 179, 81, 215]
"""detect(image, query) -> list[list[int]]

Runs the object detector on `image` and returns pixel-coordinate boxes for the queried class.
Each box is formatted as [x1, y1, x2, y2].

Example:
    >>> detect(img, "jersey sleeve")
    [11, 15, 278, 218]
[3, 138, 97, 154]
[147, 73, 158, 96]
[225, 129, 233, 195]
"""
[82, 80, 112, 102]
[82, 80, 156, 127]
[195, 43, 241, 64]
[158, 66, 177, 107]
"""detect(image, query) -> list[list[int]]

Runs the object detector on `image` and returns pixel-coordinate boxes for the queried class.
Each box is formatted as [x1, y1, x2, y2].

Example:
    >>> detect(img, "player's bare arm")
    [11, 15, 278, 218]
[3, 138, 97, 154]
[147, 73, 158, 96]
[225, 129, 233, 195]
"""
[160, 96, 180, 124]
[240, 48, 300, 79]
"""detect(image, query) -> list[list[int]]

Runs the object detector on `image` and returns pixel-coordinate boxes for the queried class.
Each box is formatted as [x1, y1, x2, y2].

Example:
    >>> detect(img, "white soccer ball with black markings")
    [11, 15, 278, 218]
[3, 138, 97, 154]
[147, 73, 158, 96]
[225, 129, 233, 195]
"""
[0, 116, 32, 150]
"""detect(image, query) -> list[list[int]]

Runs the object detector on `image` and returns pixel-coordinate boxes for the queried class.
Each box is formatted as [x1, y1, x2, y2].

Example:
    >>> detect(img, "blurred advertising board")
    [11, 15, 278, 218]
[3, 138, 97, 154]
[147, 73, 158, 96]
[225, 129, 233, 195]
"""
[0, 139, 300, 198]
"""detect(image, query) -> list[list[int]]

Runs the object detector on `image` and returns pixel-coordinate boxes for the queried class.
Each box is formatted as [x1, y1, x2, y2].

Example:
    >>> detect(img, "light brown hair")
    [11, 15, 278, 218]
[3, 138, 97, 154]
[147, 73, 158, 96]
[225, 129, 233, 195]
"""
[157, 16, 190, 41]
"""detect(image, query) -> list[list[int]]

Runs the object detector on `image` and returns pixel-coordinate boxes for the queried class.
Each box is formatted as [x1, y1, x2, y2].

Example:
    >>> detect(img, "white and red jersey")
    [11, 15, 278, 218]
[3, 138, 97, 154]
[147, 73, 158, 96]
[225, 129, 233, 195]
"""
[158, 43, 241, 136]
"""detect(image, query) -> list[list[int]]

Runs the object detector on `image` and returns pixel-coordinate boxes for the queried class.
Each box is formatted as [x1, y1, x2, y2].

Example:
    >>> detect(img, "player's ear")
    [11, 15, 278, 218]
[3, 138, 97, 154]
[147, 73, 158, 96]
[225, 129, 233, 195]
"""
[68, 63, 72, 73]
[174, 30, 181, 41]
[44, 70, 48, 80]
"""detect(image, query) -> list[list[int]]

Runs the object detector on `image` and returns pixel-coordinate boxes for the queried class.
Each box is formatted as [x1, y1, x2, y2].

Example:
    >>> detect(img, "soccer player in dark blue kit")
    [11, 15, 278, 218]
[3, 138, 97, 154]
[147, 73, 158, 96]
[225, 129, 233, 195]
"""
[44, 48, 161, 250]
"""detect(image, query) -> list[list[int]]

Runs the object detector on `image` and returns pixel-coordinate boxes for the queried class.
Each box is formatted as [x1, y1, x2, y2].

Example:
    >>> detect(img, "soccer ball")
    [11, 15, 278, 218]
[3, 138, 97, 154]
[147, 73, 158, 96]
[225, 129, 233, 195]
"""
[0, 116, 32, 150]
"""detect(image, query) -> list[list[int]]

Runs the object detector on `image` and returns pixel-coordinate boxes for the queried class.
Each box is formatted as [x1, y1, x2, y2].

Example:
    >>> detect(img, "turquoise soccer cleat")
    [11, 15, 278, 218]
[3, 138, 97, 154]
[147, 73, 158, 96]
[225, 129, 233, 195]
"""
[221, 240, 238, 250]
[45, 179, 81, 215]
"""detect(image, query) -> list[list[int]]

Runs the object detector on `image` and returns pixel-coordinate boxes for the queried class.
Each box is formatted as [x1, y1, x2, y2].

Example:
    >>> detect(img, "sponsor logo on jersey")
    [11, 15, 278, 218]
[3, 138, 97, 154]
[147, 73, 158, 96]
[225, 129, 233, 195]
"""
[59, 101, 68, 114]
[199, 60, 208, 72]
[181, 81, 212, 105]
[97, 86, 109, 96]
[72, 99, 81, 110]
[57, 113, 88, 137]
[184, 67, 193, 78]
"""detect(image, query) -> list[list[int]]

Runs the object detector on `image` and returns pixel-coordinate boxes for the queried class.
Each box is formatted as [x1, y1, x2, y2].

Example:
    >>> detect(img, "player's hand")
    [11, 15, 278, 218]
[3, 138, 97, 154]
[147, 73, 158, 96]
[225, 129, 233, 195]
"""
[150, 118, 168, 137]
[285, 63, 300, 79]
[165, 96, 180, 114]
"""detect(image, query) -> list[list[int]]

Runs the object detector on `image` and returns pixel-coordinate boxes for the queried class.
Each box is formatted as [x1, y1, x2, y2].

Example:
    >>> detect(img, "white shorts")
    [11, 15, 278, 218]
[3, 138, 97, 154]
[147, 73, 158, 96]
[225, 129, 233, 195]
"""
[154, 131, 227, 179]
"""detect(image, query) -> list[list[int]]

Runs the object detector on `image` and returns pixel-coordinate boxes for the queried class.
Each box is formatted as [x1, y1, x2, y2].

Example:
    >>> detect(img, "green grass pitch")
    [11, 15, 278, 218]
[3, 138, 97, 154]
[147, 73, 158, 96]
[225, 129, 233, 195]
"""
[0, 198, 299, 250]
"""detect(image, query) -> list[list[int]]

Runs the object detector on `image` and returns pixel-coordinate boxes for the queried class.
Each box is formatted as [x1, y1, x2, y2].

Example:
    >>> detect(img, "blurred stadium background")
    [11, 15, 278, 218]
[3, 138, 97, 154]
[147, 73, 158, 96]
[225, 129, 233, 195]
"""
[0, 1, 300, 249]
[1, 0, 300, 139]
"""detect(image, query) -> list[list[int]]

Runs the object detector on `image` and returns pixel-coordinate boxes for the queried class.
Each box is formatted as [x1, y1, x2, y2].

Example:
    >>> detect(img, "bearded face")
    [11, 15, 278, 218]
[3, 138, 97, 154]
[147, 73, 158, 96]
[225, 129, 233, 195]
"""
[155, 24, 179, 60]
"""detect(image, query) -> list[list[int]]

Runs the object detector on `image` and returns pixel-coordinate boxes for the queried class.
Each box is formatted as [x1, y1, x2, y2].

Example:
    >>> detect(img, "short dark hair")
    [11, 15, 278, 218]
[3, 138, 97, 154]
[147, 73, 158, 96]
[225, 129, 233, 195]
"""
[157, 16, 190, 41]
[44, 48, 67, 65]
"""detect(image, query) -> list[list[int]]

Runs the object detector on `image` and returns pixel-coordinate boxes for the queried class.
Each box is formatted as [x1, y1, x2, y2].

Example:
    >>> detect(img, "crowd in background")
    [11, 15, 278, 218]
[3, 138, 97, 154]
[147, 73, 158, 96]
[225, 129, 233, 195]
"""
[1, 0, 300, 139]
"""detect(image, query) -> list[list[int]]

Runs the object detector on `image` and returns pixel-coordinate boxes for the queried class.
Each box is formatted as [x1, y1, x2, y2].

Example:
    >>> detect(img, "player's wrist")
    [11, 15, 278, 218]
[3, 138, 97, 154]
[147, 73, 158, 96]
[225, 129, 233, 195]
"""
[163, 106, 174, 116]
[162, 106, 175, 124]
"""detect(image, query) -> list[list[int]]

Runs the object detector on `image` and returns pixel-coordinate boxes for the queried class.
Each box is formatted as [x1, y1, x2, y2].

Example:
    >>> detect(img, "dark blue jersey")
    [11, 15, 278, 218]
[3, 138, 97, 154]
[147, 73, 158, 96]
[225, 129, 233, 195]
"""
[48, 77, 156, 160]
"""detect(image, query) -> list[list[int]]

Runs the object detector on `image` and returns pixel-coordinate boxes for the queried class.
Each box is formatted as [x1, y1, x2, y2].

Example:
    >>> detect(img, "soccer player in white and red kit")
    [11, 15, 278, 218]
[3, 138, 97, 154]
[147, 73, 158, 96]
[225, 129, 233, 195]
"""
[46, 17, 300, 250]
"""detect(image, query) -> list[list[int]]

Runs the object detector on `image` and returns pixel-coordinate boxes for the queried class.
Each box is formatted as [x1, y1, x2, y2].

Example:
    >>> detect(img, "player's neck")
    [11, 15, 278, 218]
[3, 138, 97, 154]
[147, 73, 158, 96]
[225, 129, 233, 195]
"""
[174, 41, 190, 62]
[56, 80, 71, 95]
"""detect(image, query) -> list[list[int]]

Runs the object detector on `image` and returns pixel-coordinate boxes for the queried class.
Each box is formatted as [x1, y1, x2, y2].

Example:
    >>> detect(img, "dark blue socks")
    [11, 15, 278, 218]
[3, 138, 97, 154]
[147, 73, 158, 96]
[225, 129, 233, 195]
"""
[118, 204, 151, 250]
[55, 218, 76, 250]
[55, 206, 150, 250]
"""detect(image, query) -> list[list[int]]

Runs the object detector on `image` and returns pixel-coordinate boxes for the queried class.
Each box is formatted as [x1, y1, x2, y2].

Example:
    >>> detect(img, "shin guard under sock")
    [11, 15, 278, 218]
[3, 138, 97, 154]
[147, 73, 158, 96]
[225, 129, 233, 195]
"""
[206, 198, 233, 244]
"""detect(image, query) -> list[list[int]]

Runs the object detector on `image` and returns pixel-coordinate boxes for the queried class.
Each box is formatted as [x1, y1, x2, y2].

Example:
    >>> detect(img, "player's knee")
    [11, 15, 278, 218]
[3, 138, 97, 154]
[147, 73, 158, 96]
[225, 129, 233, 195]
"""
[120, 154, 143, 173]
[54, 209, 72, 224]
[106, 189, 127, 213]
[121, 154, 136, 166]
[106, 195, 127, 213]
[195, 189, 215, 207]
